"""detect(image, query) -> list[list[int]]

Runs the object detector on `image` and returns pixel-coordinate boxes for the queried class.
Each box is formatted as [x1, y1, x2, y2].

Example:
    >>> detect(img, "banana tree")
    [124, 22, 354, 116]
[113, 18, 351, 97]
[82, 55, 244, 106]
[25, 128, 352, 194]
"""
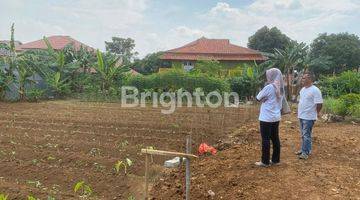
[243, 61, 264, 99]
[45, 71, 71, 97]
[95, 50, 129, 93]
[0, 69, 11, 100]
[261, 43, 307, 100]
[43, 37, 79, 96]
[1, 23, 17, 98]
[17, 53, 36, 101]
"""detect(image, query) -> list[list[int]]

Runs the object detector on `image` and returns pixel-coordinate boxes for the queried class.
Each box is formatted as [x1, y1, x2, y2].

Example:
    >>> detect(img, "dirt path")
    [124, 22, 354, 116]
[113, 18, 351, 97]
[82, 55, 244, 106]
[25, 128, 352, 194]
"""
[151, 115, 360, 199]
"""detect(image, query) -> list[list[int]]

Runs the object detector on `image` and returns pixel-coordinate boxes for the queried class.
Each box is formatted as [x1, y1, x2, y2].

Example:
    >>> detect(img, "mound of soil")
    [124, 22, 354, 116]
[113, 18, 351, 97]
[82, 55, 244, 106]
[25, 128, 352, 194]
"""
[151, 116, 360, 199]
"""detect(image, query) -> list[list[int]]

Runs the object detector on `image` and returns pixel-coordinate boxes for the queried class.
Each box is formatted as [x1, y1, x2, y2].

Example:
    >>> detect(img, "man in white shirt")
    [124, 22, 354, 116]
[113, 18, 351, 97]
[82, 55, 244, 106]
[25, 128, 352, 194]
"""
[297, 72, 323, 159]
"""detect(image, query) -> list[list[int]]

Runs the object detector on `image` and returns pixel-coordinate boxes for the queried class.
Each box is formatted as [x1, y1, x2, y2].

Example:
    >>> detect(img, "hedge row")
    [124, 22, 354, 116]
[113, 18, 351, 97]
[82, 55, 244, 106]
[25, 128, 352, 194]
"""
[123, 69, 230, 94]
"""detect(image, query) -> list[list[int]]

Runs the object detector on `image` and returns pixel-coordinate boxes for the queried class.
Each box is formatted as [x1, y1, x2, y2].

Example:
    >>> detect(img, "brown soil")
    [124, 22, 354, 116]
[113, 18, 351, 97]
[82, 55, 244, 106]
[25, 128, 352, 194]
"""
[151, 114, 360, 199]
[0, 100, 255, 199]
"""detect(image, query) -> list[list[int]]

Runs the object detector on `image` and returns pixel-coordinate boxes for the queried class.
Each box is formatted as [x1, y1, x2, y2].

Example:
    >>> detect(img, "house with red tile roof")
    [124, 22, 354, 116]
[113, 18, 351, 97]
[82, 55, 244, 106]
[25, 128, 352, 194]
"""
[161, 37, 266, 72]
[16, 35, 94, 52]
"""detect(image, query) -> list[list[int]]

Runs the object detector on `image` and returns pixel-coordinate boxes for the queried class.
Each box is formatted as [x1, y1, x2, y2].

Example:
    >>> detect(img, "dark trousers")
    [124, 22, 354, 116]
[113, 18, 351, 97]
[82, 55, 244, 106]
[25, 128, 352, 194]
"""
[260, 121, 280, 165]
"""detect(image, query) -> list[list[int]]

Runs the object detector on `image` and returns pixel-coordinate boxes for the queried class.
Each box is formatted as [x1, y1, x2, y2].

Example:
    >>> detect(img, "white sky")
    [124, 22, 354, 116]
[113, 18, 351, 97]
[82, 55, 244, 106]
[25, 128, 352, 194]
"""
[1, 0, 359, 58]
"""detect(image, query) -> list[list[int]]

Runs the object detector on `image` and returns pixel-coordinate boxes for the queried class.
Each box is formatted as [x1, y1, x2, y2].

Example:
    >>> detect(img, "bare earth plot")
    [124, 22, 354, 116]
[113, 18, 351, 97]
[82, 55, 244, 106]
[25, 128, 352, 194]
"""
[0, 100, 254, 199]
[152, 114, 360, 199]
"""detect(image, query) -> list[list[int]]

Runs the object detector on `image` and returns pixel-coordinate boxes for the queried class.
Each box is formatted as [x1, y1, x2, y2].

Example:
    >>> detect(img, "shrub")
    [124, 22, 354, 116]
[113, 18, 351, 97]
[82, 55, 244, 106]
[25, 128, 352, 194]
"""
[323, 98, 347, 116]
[319, 71, 360, 97]
[124, 69, 230, 94]
[228, 76, 258, 100]
[339, 93, 360, 108]
[349, 103, 360, 118]
[26, 88, 44, 102]
[323, 94, 360, 117]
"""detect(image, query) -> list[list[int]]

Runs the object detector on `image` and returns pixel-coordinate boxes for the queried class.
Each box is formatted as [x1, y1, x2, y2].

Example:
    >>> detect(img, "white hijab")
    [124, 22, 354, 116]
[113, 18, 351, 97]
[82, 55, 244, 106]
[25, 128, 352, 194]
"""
[266, 68, 285, 101]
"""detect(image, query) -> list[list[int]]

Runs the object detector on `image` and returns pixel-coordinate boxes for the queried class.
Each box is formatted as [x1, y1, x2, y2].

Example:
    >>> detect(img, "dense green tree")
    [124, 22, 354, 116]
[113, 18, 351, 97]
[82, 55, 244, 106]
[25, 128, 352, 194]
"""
[310, 33, 360, 74]
[130, 52, 168, 74]
[248, 26, 292, 53]
[191, 60, 223, 78]
[105, 37, 138, 64]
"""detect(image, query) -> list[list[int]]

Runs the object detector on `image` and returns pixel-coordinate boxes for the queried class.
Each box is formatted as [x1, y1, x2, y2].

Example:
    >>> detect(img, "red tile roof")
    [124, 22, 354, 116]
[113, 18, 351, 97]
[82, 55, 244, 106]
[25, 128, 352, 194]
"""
[161, 37, 266, 61]
[16, 35, 94, 52]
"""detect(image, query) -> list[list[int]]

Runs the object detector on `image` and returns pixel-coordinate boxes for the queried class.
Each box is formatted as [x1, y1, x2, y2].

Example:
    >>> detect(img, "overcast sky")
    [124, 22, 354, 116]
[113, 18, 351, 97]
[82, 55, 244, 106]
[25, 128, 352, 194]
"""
[1, 0, 359, 57]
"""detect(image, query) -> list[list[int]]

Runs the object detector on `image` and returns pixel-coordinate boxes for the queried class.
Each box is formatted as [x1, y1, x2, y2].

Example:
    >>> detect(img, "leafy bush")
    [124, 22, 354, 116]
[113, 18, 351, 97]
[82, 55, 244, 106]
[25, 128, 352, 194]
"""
[340, 93, 360, 118]
[227, 66, 263, 100]
[323, 93, 360, 117]
[26, 88, 44, 102]
[319, 71, 360, 97]
[349, 103, 360, 118]
[323, 98, 347, 116]
[339, 93, 360, 108]
[124, 69, 230, 94]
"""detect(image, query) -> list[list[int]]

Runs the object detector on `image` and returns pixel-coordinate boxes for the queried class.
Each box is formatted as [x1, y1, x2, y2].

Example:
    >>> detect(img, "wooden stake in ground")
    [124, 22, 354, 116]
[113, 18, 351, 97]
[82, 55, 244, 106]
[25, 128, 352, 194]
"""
[142, 149, 197, 200]
[144, 154, 149, 199]
[185, 135, 192, 200]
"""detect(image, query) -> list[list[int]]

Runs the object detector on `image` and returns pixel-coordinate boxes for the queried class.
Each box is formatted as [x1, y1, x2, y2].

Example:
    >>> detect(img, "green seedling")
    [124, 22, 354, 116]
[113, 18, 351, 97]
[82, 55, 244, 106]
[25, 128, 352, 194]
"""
[27, 196, 39, 200]
[0, 194, 9, 200]
[114, 158, 133, 175]
[74, 180, 92, 198]
[119, 140, 129, 149]
[128, 195, 135, 200]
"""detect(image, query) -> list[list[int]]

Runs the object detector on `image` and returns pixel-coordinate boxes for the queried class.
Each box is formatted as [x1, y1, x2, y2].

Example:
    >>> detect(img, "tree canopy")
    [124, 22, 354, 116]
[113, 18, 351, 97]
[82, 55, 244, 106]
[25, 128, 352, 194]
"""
[105, 37, 138, 64]
[310, 33, 360, 74]
[248, 26, 292, 53]
[130, 52, 169, 75]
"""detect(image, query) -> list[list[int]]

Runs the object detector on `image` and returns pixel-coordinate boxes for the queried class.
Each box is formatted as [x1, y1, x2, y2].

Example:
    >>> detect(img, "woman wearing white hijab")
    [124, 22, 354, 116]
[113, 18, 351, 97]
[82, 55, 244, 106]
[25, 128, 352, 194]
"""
[255, 68, 285, 167]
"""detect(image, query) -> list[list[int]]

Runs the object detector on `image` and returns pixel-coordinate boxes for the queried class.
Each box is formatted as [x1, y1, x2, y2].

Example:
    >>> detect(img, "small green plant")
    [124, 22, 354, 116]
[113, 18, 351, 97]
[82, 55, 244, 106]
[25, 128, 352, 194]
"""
[128, 195, 136, 200]
[118, 140, 129, 150]
[26, 88, 44, 102]
[74, 180, 93, 198]
[114, 158, 133, 175]
[0, 194, 9, 200]
[27, 196, 39, 200]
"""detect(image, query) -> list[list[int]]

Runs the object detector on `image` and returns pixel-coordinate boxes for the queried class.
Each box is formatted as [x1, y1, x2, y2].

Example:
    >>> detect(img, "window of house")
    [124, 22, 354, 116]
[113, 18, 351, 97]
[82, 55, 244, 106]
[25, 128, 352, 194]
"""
[183, 61, 194, 72]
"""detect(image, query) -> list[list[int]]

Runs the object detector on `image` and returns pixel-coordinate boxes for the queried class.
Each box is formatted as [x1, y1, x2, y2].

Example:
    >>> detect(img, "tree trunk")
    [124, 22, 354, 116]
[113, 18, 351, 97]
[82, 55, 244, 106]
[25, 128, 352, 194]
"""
[19, 83, 25, 101]
[286, 68, 291, 100]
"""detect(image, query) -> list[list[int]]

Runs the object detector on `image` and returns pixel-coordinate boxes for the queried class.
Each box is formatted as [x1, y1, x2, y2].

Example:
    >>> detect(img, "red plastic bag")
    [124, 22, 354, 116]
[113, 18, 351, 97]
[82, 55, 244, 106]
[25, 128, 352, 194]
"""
[198, 143, 217, 155]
